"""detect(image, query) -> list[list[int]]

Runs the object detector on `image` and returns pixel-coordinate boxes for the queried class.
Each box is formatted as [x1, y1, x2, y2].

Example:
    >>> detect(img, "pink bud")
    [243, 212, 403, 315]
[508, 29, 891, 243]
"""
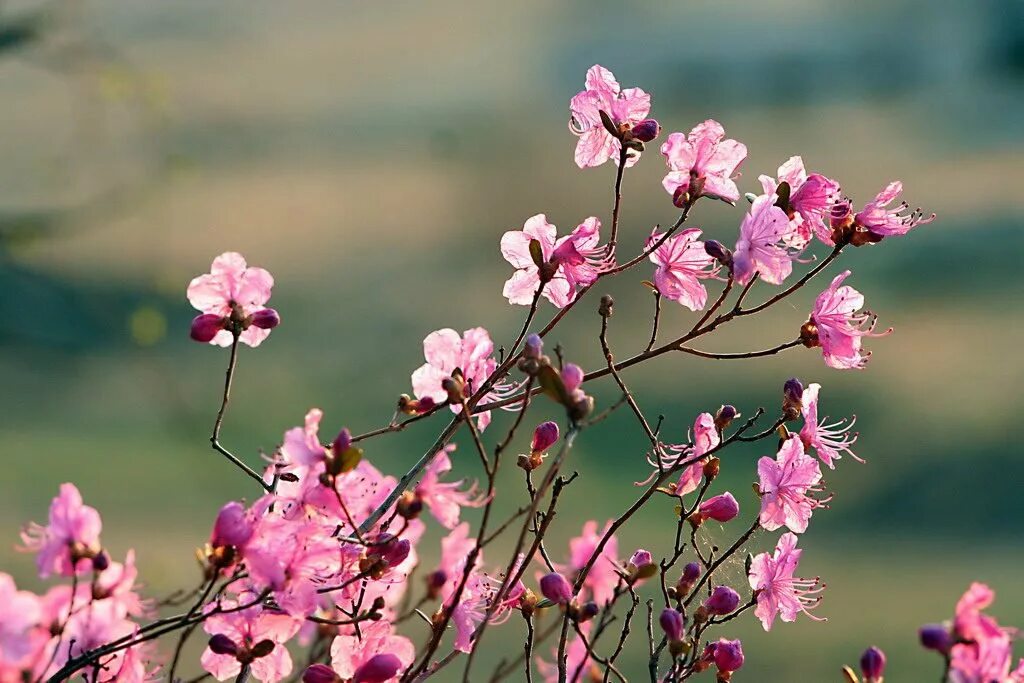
[628, 549, 653, 570]
[250, 307, 280, 330]
[659, 608, 684, 642]
[331, 428, 352, 458]
[539, 572, 573, 605]
[353, 653, 403, 683]
[698, 493, 740, 523]
[210, 501, 253, 548]
[919, 624, 951, 654]
[630, 118, 661, 143]
[367, 535, 411, 569]
[710, 638, 744, 672]
[302, 664, 340, 683]
[530, 421, 559, 453]
[524, 333, 543, 359]
[207, 633, 239, 657]
[704, 239, 732, 265]
[703, 585, 740, 615]
[190, 314, 226, 342]
[860, 646, 886, 682]
[561, 363, 584, 393]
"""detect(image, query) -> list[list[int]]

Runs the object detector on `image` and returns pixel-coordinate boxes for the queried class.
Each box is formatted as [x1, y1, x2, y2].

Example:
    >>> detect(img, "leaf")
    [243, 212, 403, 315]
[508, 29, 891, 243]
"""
[529, 239, 545, 269]
[338, 446, 363, 474]
[537, 365, 571, 407]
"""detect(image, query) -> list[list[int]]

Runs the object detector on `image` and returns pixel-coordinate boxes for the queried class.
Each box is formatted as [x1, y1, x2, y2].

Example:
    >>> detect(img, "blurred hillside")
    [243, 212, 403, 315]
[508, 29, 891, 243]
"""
[1, 0, 1022, 680]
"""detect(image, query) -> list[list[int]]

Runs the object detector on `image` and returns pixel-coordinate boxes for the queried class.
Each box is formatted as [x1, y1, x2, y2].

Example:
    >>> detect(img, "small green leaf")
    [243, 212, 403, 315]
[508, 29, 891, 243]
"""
[338, 446, 363, 473]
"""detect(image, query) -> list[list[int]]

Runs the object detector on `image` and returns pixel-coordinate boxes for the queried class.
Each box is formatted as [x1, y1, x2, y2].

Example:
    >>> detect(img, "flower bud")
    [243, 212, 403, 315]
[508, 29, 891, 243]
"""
[331, 428, 352, 458]
[577, 601, 599, 622]
[703, 585, 741, 616]
[702, 457, 721, 481]
[426, 569, 447, 599]
[630, 118, 661, 143]
[628, 549, 657, 581]
[677, 562, 701, 595]
[441, 376, 465, 403]
[800, 320, 820, 348]
[659, 608, 685, 642]
[396, 491, 423, 520]
[302, 664, 340, 683]
[531, 421, 560, 454]
[539, 572, 574, 605]
[561, 364, 584, 394]
[919, 624, 952, 654]
[704, 240, 732, 266]
[191, 314, 226, 342]
[250, 307, 281, 330]
[709, 638, 744, 673]
[211, 501, 253, 549]
[782, 377, 804, 420]
[714, 405, 737, 431]
[598, 294, 614, 317]
[698, 493, 739, 523]
[366, 535, 411, 571]
[353, 653, 403, 683]
[92, 550, 111, 572]
[860, 646, 886, 682]
[524, 333, 543, 359]
[208, 633, 239, 657]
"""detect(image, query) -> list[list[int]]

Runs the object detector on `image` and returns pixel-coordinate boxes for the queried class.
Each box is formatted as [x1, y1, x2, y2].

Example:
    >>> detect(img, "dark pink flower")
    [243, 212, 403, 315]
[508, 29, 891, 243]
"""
[949, 583, 1017, 683]
[703, 638, 744, 674]
[569, 65, 652, 169]
[799, 383, 860, 469]
[703, 585, 741, 616]
[20, 483, 103, 578]
[757, 437, 830, 534]
[539, 572, 573, 605]
[210, 501, 254, 549]
[648, 228, 720, 311]
[661, 120, 747, 206]
[187, 252, 278, 348]
[201, 599, 301, 682]
[748, 532, 825, 631]
[759, 156, 841, 247]
[807, 270, 891, 370]
[530, 421, 560, 454]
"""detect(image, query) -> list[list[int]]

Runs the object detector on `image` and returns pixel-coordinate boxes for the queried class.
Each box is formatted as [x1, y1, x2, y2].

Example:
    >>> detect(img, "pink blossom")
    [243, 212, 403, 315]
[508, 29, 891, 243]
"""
[42, 599, 151, 683]
[537, 622, 594, 683]
[647, 228, 720, 311]
[210, 501, 255, 550]
[411, 327, 505, 431]
[92, 550, 146, 617]
[702, 638, 745, 674]
[435, 522, 478, 603]
[569, 65, 652, 169]
[330, 621, 414, 681]
[0, 573, 40, 663]
[948, 583, 1017, 683]
[501, 215, 610, 308]
[648, 412, 720, 496]
[280, 409, 328, 468]
[20, 483, 103, 578]
[759, 156, 841, 247]
[201, 599, 301, 682]
[558, 520, 620, 605]
[733, 194, 800, 286]
[415, 445, 487, 529]
[807, 270, 891, 370]
[757, 437, 830, 534]
[855, 181, 935, 238]
[798, 383, 861, 468]
[748, 532, 825, 631]
[660, 120, 747, 206]
[698, 492, 740, 523]
[187, 252, 279, 347]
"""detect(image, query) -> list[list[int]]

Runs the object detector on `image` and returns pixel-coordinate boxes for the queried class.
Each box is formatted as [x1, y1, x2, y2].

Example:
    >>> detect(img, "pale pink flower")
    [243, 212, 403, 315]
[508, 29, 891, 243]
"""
[411, 327, 505, 431]
[434, 522, 478, 603]
[645, 412, 720, 495]
[415, 445, 487, 529]
[759, 156, 841, 247]
[855, 181, 935, 237]
[43, 599, 151, 683]
[660, 120, 747, 206]
[569, 65, 652, 168]
[92, 550, 146, 617]
[558, 520, 620, 605]
[0, 573, 40, 663]
[757, 437, 830, 534]
[647, 228, 720, 311]
[733, 194, 800, 286]
[798, 383, 860, 468]
[187, 252, 279, 347]
[330, 621, 414, 681]
[748, 532, 825, 631]
[280, 409, 328, 468]
[501, 215, 610, 308]
[20, 483, 103, 578]
[807, 270, 891, 370]
[201, 599, 301, 682]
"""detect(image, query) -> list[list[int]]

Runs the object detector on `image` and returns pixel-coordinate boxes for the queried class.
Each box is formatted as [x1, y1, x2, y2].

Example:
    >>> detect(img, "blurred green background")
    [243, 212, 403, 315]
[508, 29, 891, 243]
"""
[2, 0, 1022, 680]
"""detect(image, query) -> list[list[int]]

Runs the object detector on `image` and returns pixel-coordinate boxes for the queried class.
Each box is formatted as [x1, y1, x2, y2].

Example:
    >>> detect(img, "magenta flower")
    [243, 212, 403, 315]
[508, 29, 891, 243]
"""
[799, 383, 861, 469]
[0, 573, 40, 663]
[558, 520, 620, 605]
[411, 327, 506, 431]
[757, 436, 830, 534]
[698, 492, 740, 523]
[210, 501, 255, 549]
[414, 445, 487, 529]
[569, 65, 652, 169]
[759, 156, 841, 248]
[657, 412, 720, 496]
[748, 532, 825, 631]
[703, 585, 741, 616]
[500, 215, 610, 308]
[733, 194, 800, 286]
[20, 483, 103, 578]
[806, 270, 891, 370]
[659, 608, 685, 642]
[201, 599, 302, 682]
[187, 252, 279, 347]
[855, 181, 935, 238]
[702, 638, 745, 674]
[948, 583, 1018, 683]
[647, 228, 720, 311]
[330, 621, 414, 682]
[660, 120, 747, 206]
[530, 421, 560, 454]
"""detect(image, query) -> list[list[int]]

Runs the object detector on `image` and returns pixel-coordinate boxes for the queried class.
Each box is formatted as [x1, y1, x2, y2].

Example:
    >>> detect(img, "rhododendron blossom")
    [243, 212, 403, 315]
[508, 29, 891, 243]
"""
[758, 156, 841, 248]
[0, 574, 40, 663]
[569, 65, 652, 169]
[855, 181, 935, 238]
[805, 270, 891, 370]
[733, 193, 801, 286]
[799, 382, 861, 468]
[557, 520, 620, 605]
[757, 436, 830, 533]
[647, 227, 720, 310]
[414, 445, 487, 529]
[748, 532, 825, 631]
[201, 599, 301, 681]
[330, 621, 414, 681]
[187, 252, 279, 347]
[661, 119, 747, 206]
[20, 483, 103, 578]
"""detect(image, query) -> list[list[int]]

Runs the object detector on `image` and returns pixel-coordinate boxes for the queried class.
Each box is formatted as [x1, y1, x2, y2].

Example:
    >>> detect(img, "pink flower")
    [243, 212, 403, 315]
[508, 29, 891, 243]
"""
[806, 270, 891, 370]
[187, 252, 279, 347]
[410, 327, 505, 431]
[20, 483, 103, 578]
[558, 520, 620, 605]
[210, 501, 255, 549]
[500, 215, 610, 308]
[201, 599, 301, 682]
[748, 532, 825, 631]
[569, 65, 652, 169]
[757, 437, 830, 534]
[92, 550, 146, 617]
[647, 412, 720, 496]
[537, 622, 594, 683]
[798, 383, 860, 469]
[0, 573, 40, 663]
[660, 120, 747, 206]
[414, 445, 487, 529]
[733, 194, 800, 286]
[647, 228, 720, 311]
[279, 409, 328, 468]
[434, 522, 478, 603]
[948, 583, 1017, 683]
[759, 156, 841, 247]
[855, 181, 935, 238]
[702, 638, 745, 674]
[330, 621, 414, 682]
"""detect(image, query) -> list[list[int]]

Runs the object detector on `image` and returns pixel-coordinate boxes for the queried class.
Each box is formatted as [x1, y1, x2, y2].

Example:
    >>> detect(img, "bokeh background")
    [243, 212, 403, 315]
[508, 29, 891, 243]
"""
[2, 0, 1023, 680]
